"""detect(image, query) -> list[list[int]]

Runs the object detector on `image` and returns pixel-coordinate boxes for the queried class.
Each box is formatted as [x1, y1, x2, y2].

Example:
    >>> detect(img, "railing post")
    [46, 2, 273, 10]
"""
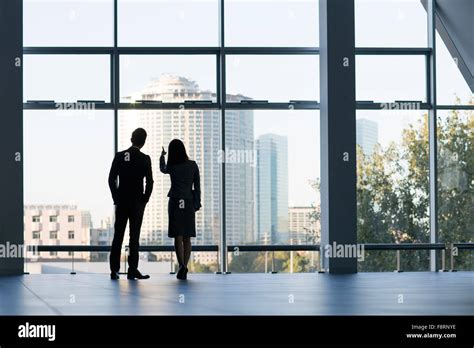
[70, 251, 76, 275]
[395, 250, 402, 273]
[271, 251, 277, 274]
[290, 250, 294, 274]
[264, 252, 268, 273]
[170, 251, 175, 274]
[441, 249, 446, 272]
[24, 246, 29, 275]
[318, 245, 325, 273]
[451, 243, 457, 272]
[215, 247, 220, 274]
[123, 245, 128, 274]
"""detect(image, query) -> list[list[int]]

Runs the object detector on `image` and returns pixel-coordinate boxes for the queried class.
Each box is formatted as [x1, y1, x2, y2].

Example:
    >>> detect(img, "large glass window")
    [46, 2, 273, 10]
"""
[24, 55, 110, 103]
[437, 109, 474, 270]
[356, 55, 426, 103]
[23, 0, 473, 274]
[225, 0, 319, 47]
[24, 110, 114, 228]
[226, 55, 319, 103]
[356, 110, 430, 271]
[24, 0, 114, 47]
[120, 55, 217, 103]
[118, 110, 222, 246]
[436, 33, 474, 106]
[355, 0, 428, 47]
[225, 110, 320, 271]
[118, 0, 219, 47]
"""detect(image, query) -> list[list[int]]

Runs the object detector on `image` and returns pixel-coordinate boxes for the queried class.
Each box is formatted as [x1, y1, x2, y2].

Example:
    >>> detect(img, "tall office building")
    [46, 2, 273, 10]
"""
[119, 75, 254, 245]
[224, 108, 256, 245]
[24, 204, 91, 260]
[256, 134, 289, 244]
[288, 206, 320, 245]
[356, 118, 378, 156]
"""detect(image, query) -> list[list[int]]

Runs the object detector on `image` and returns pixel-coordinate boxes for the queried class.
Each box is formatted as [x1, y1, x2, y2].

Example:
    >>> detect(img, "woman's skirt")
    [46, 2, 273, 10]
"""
[168, 197, 196, 238]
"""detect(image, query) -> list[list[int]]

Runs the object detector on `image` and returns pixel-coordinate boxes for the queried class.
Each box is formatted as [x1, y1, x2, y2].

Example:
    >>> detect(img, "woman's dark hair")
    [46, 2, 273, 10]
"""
[167, 139, 189, 166]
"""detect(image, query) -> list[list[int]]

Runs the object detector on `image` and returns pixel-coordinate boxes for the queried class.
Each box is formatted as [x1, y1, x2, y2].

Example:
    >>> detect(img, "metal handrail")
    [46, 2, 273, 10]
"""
[24, 243, 470, 274]
[453, 243, 474, 250]
[363, 243, 445, 251]
[227, 245, 320, 252]
[27, 245, 218, 252]
[26, 242, 451, 253]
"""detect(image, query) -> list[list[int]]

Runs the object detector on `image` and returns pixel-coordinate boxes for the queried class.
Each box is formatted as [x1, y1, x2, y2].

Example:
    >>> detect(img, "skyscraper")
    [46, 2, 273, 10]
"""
[288, 206, 320, 244]
[119, 75, 254, 245]
[256, 134, 288, 244]
[224, 109, 255, 245]
[356, 118, 379, 156]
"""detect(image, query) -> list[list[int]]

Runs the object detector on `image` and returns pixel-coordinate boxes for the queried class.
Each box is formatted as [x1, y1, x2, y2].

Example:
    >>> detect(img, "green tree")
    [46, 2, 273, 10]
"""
[188, 261, 216, 273]
[358, 100, 473, 271]
[437, 103, 474, 269]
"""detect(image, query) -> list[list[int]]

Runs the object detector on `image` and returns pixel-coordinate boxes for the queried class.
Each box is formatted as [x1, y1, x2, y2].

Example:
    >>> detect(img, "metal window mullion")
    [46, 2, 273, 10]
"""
[355, 47, 431, 55]
[437, 105, 474, 110]
[113, 0, 119, 153]
[218, 0, 227, 274]
[428, 0, 439, 272]
[224, 47, 319, 55]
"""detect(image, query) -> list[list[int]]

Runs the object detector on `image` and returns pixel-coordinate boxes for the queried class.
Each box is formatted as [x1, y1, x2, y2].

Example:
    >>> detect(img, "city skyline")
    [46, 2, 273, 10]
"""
[22, 0, 471, 240]
[256, 133, 289, 244]
[119, 75, 256, 245]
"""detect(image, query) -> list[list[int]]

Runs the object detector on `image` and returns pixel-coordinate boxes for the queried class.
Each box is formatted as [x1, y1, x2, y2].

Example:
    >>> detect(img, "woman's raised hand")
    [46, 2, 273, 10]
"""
[161, 146, 167, 156]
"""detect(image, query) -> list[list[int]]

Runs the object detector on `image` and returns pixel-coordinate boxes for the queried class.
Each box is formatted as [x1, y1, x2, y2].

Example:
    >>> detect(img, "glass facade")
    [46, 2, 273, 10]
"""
[23, 0, 473, 273]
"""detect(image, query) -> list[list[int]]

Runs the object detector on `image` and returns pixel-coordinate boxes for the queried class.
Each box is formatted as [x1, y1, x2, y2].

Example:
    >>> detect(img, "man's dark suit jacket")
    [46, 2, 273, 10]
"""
[108, 146, 154, 205]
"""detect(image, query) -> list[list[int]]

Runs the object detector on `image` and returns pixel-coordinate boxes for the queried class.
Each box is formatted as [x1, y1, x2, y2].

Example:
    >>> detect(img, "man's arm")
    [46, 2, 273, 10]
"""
[108, 154, 119, 205]
[144, 155, 154, 203]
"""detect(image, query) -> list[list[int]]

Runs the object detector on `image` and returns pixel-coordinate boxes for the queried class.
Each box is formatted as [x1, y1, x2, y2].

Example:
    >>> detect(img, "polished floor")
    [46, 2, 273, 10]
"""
[0, 272, 472, 315]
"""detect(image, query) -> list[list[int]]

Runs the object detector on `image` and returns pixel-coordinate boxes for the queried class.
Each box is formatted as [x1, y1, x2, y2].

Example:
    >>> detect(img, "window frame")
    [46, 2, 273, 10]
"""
[23, 0, 473, 274]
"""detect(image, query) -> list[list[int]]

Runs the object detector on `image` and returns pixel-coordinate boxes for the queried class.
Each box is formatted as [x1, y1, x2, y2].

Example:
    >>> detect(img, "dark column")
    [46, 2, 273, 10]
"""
[319, 0, 357, 273]
[0, 0, 24, 275]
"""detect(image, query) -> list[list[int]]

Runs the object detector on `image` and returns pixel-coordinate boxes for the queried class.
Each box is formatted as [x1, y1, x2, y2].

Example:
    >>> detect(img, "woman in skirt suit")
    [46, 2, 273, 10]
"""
[160, 139, 201, 280]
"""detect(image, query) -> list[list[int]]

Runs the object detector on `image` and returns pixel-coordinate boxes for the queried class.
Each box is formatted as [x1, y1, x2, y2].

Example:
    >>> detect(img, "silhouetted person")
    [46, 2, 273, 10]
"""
[160, 139, 201, 280]
[108, 128, 154, 280]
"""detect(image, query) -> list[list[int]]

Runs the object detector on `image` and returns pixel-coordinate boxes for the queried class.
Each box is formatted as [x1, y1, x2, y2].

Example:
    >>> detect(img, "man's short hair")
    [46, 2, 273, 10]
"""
[131, 128, 147, 147]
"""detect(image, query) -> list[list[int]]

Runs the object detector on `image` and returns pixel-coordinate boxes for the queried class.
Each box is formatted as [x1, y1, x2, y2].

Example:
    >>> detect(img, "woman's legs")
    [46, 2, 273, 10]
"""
[183, 237, 192, 267]
[174, 236, 185, 266]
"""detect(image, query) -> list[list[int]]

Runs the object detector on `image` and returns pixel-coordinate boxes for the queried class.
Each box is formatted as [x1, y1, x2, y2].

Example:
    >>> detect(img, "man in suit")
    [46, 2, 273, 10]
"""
[108, 128, 154, 280]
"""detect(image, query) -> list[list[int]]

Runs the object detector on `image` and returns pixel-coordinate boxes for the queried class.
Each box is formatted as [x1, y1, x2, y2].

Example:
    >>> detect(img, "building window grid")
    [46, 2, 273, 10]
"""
[22, 1, 471, 272]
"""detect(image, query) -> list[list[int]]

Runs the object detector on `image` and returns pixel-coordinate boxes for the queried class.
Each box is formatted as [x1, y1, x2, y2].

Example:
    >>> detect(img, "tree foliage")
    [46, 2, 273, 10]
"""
[358, 103, 473, 271]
